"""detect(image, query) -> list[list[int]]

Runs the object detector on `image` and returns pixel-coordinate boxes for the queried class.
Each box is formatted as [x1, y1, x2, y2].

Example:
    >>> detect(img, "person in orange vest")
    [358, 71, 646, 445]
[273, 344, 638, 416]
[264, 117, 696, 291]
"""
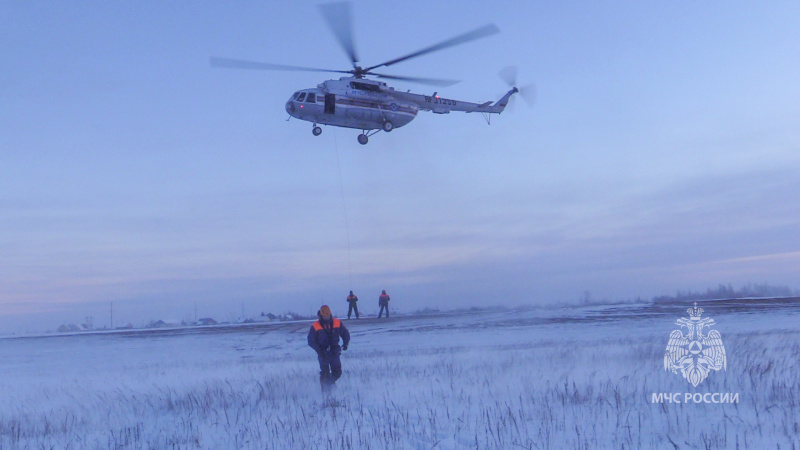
[346, 290, 359, 319]
[307, 305, 350, 392]
[378, 290, 391, 318]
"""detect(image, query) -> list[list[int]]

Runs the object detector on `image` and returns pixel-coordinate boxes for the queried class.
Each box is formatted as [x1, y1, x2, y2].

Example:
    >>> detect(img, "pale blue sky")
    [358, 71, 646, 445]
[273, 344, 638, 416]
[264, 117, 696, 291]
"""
[2, 1, 799, 333]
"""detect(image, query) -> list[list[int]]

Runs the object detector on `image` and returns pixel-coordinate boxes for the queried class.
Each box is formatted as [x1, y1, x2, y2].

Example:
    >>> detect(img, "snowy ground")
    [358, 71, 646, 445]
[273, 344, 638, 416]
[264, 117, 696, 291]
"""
[1, 300, 798, 449]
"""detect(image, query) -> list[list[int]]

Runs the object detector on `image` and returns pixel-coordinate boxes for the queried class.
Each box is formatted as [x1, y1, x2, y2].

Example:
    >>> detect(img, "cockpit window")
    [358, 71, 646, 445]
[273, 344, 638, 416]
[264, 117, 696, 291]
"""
[306, 93, 316, 103]
[297, 92, 306, 102]
[293, 92, 301, 100]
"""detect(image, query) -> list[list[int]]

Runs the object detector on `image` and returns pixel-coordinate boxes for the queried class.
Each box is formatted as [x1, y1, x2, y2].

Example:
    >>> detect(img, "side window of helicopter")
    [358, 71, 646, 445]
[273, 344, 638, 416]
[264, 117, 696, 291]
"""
[351, 81, 380, 92]
[297, 92, 306, 102]
[306, 93, 316, 103]
[292, 92, 301, 100]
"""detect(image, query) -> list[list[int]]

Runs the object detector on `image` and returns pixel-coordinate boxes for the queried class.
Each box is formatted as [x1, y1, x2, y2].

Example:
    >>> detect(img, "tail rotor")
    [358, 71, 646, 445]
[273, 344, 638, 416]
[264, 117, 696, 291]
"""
[498, 66, 536, 109]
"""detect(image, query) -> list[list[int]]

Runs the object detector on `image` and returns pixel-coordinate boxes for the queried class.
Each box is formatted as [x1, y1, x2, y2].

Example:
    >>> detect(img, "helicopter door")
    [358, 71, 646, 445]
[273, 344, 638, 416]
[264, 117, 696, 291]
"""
[324, 94, 336, 114]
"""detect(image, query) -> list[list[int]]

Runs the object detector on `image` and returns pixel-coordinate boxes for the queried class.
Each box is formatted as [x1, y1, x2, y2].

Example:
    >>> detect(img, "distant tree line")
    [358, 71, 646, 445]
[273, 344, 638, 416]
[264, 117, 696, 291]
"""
[653, 283, 800, 303]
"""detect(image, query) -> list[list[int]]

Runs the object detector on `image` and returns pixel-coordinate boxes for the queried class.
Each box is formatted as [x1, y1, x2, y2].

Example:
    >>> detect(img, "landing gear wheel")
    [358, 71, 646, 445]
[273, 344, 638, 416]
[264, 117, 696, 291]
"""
[312, 126, 322, 136]
[357, 134, 368, 145]
[382, 121, 393, 132]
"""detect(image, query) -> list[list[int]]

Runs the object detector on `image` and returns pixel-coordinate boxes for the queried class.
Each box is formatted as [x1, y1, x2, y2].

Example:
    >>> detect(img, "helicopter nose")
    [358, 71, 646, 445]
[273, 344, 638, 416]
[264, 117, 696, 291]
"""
[285, 101, 296, 115]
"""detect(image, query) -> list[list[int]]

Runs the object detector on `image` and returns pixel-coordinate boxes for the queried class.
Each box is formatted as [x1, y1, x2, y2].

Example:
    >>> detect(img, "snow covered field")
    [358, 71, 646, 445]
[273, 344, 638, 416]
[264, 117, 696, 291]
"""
[1, 300, 798, 449]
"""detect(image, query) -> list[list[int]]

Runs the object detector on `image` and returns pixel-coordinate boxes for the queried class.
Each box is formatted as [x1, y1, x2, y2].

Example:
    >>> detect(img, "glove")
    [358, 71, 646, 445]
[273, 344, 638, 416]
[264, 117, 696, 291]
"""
[342, 344, 348, 351]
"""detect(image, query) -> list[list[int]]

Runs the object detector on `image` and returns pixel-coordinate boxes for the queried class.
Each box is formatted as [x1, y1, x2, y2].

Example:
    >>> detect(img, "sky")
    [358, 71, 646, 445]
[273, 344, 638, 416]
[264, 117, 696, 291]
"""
[2, 1, 799, 334]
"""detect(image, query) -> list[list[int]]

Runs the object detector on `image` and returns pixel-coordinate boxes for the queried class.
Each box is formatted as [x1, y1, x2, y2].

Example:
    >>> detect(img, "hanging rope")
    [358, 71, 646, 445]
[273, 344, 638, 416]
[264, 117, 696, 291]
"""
[332, 129, 353, 289]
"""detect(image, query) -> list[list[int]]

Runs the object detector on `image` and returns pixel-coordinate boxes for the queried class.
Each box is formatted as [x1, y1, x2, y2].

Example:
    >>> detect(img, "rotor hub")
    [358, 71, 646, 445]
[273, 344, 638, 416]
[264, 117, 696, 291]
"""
[351, 66, 366, 78]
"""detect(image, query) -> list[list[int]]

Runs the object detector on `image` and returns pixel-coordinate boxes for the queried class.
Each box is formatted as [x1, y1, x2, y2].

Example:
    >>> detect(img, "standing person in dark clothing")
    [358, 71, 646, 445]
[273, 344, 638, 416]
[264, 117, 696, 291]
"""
[307, 305, 350, 392]
[346, 290, 359, 319]
[378, 290, 390, 318]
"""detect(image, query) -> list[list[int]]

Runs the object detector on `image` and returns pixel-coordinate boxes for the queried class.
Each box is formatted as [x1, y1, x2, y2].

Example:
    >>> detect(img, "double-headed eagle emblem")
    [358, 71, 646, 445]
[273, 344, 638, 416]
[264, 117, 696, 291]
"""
[664, 303, 727, 386]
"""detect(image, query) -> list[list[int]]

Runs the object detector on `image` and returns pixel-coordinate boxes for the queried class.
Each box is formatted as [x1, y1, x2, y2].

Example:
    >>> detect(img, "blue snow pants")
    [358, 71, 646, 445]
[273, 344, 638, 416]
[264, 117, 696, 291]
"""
[347, 303, 359, 319]
[318, 352, 342, 387]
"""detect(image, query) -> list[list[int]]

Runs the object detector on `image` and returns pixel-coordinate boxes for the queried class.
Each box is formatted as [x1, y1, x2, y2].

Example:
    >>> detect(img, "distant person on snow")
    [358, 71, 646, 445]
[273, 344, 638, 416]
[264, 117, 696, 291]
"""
[378, 290, 391, 318]
[307, 305, 350, 392]
[346, 290, 359, 319]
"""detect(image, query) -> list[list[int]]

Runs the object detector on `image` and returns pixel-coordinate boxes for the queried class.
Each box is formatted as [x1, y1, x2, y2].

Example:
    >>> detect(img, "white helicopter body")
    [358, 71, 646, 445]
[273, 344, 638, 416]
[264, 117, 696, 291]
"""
[286, 77, 518, 142]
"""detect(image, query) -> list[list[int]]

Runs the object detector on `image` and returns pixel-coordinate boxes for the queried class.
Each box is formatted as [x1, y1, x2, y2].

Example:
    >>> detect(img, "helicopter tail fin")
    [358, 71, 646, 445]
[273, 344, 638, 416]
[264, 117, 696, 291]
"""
[491, 87, 519, 112]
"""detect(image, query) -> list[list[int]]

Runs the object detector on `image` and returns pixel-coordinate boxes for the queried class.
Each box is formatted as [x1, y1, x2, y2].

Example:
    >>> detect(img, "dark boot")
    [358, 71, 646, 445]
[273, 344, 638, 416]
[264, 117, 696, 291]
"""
[320, 372, 329, 393]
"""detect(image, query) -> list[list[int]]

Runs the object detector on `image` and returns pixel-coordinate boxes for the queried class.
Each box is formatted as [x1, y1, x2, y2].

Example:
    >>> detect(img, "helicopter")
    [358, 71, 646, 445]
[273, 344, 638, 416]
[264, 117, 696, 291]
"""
[210, 2, 528, 145]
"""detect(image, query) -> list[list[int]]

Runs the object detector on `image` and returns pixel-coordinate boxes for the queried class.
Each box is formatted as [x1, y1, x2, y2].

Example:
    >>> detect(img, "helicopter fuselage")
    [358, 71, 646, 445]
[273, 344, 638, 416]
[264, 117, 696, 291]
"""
[285, 77, 516, 136]
[285, 78, 418, 132]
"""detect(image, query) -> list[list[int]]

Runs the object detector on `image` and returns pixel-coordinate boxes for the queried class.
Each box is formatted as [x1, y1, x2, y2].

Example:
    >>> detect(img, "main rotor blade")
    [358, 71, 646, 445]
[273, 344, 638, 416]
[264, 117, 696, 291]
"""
[318, 2, 359, 67]
[364, 24, 499, 73]
[372, 72, 460, 87]
[210, 57, 349, 74]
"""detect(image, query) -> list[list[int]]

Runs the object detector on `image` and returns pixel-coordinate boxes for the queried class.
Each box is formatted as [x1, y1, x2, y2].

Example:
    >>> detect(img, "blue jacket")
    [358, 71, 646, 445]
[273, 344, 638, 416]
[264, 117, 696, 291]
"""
[307, 318, 350, 355]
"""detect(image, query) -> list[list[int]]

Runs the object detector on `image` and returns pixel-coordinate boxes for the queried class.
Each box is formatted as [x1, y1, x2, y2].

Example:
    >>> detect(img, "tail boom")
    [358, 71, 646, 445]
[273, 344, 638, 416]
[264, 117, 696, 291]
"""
[395, 87, 518, 115]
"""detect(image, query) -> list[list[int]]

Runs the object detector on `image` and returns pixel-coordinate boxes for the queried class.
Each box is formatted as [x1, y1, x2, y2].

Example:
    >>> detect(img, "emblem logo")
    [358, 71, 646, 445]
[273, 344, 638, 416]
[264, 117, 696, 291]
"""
[390, 103, 399, 111]
[664, 303, 727, 387]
